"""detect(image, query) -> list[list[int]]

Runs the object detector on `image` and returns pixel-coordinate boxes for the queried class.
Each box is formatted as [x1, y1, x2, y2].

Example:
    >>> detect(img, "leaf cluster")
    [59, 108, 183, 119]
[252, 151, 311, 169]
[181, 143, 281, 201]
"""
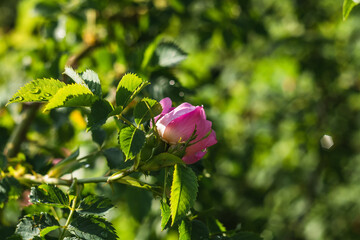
[11, 184, 116, 240]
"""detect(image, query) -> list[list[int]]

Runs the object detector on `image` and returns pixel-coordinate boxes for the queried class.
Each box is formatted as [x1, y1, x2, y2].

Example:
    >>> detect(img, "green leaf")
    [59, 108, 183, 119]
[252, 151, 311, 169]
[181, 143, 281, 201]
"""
[179, 219, 192, 240]
[343, 0, 360, 20]
[116, 73, 149, 107]
[160, 200, 171, 231]
[119, 126, 146, 160]
[82, 69, 102, 97]
[102, 148, 131, 169]
[64, 66, 86, 86]
[87, 100, 114, 130]
[15, 213, 59, 240]
[77, 195, 113, 215]
[170, 164, 198, 225]
[108, 106, 123, 117]
[40, 225, 61, 237]
[140, 153, 184, 171]
[29, 184, 69, 208]
[7, 78, 66, 105]
[44, 84, 99, 111]
[134, 98, 162, 125]
[92, 128, 107, 146]
[47, 148, 80, 178]
[68, 214, 118, 240]
[152, 42, 187, 67]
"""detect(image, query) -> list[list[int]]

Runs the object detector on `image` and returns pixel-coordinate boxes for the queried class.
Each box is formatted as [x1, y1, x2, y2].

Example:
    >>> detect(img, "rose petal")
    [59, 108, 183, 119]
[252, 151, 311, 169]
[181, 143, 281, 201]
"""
[159, 97, 173, 114]
[182, 151, 207, 164]
[156, 103, 196, 138]
[185, 131, 217, 156]
[161, 106, 207, 144]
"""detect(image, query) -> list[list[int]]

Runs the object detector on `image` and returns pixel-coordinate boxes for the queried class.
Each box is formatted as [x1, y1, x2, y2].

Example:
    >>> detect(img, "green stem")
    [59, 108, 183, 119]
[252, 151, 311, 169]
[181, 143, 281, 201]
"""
[59, 179, 80, 240]
[118, 114, 138, 129]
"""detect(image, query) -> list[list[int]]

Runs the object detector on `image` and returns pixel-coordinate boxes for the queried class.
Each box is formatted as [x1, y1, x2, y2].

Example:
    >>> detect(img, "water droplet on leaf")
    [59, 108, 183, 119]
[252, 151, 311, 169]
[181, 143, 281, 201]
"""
[31, 88, 41, 94]
[100, 232, 108, 238]
[39, 96, 46, 101]
[15, 96, 24, 101]
[44, 93, 52, 97]
[84, 164, 90, 168]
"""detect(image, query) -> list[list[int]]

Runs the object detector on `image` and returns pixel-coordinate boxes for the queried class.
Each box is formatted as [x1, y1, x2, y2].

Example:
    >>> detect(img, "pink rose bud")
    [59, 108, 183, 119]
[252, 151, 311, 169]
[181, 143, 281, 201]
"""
[155, 98, 217, 164]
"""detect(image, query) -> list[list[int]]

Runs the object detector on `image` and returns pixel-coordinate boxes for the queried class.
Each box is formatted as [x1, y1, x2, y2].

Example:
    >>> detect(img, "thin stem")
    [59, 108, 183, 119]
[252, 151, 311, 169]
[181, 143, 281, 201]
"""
[118, 114, 138, 129]
[59, 179, 80, 240]
[50, 206, 60, 222]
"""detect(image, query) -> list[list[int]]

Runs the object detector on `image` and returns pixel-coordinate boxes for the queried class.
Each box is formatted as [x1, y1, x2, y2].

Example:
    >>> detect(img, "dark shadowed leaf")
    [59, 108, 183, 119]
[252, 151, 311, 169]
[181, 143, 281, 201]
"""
[68, 214, 118, 240]
[29, 184, 69, 208]
[119, 126, 146, 160]
[191, 220, 209, 240]
[91, 128, 107, 146]
[0, 154, 7, 170]
[87, 100, 113, 131]
[126, 188, 152, 222]
[77, 195, 113, 215]
[15, 213, 59, 240]
[102, 148, 131, 169]
[134, 98, 162, 125]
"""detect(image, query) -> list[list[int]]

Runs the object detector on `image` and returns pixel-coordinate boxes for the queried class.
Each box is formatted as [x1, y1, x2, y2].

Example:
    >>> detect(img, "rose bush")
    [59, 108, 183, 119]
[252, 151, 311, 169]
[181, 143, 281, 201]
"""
[154, 97, 217, 164]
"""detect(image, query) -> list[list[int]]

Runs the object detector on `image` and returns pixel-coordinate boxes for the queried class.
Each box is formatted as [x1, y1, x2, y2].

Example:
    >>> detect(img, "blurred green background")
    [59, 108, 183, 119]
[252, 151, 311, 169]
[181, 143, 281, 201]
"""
[1, 0, 360, 239]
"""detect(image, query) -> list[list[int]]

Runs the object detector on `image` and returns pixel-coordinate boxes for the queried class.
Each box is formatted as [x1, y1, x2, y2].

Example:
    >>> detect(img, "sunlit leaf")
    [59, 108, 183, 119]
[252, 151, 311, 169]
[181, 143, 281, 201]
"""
[29, 184, 69, 208]
[116, 73, 149, 107]
[44, 84, 99, 111]
[82, 69, 102, 97]
[179, 219, 191, 240]
[7, 78, 66, 105]
[343, 0, 360, 20]
[170, 164, 198, 225]
[160, 200, 171, 231]
[64, 66, 86, 86]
